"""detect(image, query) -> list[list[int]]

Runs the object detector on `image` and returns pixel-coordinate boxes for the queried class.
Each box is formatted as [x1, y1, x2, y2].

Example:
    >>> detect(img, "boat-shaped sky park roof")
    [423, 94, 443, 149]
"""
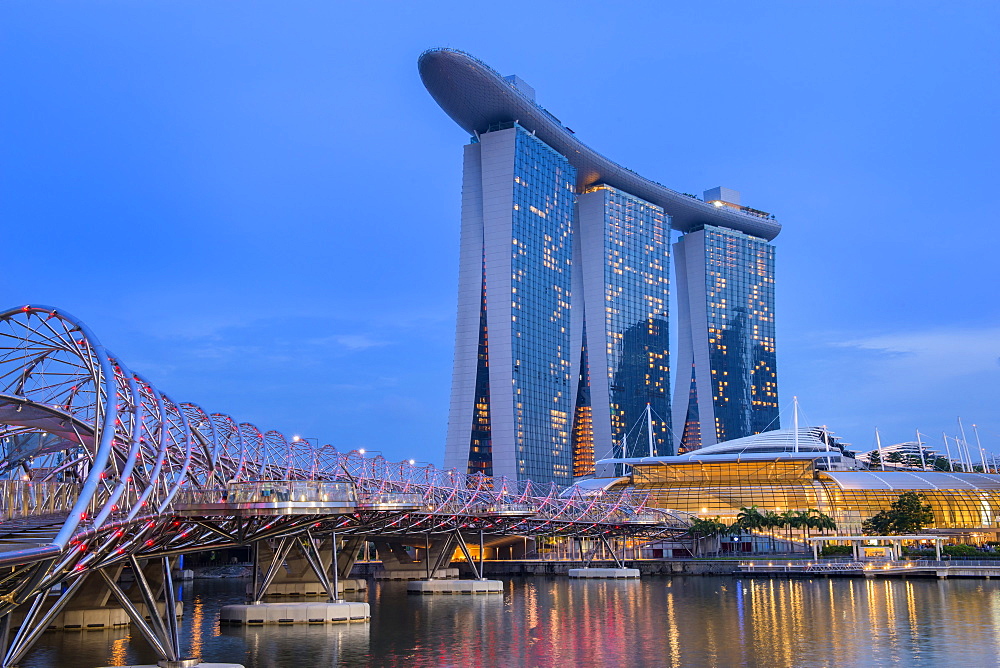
[418, 48, 781, 241]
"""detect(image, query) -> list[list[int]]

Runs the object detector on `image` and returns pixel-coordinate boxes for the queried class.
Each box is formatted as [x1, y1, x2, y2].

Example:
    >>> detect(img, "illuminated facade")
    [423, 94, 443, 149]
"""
[447, 122, 577, 482]
[440, 124, 672, 484]
[421, 48, 781, 483]
[600, 428, 1000, 536]
[673, 193, 779, 452]
[574, 186, 671, 464]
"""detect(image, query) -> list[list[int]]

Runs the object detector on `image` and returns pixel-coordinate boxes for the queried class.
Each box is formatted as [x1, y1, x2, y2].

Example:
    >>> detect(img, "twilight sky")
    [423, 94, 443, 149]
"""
[2, 1, 997, 464]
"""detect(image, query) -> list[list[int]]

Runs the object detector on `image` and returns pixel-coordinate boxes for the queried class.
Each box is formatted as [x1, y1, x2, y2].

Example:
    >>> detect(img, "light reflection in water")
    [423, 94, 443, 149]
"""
[189, 595, 204, 659]
[666, 586, 680, 666]
[906, 581, 920, 651]
[14, 576, 1000, 667]
[108, 632, 129, 666]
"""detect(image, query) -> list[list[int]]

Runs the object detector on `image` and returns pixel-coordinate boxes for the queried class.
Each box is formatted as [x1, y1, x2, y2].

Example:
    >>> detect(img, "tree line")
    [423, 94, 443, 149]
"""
[684, 493, 938, 553]
[686, 507, 837, 552]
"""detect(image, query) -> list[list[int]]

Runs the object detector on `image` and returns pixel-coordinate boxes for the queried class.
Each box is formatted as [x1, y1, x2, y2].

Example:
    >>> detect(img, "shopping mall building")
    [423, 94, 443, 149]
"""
[586, 427, 1000, 543]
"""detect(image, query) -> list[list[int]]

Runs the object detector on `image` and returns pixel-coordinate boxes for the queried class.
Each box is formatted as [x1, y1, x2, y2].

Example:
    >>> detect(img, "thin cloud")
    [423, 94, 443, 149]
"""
[302, 334, 391, 351]
[835, 326, 1000, 379]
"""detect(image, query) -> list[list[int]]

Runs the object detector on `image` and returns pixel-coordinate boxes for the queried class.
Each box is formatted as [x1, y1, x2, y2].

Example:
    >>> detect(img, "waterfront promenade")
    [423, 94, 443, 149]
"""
[739, 558, 1000, 579]
[376, 556, 1000, 580]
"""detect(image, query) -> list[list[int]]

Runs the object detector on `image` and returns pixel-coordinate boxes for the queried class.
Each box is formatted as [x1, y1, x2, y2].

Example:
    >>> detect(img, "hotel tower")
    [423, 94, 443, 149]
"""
[419, 49, 781, 484]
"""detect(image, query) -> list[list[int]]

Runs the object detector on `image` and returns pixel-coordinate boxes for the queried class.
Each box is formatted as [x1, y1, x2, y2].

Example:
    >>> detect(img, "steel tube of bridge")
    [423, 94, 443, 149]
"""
[5, 573, 89, 667]
[4, 589, 49, 667]
[250, 542, 260, 603]
[331, 531, 341, 603]
[162, 557, 181, 662]
[424, 533, 431, 580]
[99, 568, 171, 661]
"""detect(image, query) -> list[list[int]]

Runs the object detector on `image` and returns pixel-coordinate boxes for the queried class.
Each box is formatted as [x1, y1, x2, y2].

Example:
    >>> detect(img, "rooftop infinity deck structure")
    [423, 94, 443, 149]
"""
[418, 47, 781, 241]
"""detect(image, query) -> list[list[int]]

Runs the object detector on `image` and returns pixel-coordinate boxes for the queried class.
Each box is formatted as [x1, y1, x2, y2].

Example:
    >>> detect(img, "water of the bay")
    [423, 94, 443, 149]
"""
[18, 575, 1000, 667]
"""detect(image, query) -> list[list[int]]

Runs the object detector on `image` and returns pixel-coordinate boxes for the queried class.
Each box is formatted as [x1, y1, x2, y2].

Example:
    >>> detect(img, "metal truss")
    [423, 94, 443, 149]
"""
[0, 305, 693, 665]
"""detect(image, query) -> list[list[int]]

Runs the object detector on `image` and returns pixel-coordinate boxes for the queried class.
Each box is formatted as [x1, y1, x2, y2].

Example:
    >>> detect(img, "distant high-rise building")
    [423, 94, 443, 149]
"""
[419, 48, 781, 483]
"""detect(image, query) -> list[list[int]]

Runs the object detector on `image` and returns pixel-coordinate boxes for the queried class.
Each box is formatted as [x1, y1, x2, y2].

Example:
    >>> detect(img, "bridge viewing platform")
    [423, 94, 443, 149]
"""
[0, 305, 692, 668]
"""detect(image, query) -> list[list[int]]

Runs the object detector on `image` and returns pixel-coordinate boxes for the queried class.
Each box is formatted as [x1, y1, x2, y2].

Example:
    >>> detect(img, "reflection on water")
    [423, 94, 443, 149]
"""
[18, 575, 1000, 667]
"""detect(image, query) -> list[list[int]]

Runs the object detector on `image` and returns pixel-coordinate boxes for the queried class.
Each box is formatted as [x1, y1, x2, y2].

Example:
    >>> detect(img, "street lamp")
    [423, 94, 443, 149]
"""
[292, 435, 319, 478]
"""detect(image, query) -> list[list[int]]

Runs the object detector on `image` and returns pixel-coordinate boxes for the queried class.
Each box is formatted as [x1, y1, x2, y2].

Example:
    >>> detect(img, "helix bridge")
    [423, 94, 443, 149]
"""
[0, 305, 691, 667]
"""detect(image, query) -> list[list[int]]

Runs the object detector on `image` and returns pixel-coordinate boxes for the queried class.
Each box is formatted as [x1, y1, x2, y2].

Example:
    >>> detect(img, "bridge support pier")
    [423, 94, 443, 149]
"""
[568, 534, 640, 579]
[1, 569, 97, 667]
[4, 565, 137, 633]
[568, 568, 640, 579]
[223, 531, 369, 626]
[405, 530, 502, 595]
[250, 534, 366, 598]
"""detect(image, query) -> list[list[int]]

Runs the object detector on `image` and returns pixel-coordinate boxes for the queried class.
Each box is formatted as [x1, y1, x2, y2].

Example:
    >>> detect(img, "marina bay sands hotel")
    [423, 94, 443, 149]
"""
[419, 49, 780, 484]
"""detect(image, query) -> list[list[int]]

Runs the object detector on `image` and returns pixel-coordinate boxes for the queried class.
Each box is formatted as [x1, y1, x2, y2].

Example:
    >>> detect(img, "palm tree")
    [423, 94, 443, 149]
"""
[808, 509, 837, 536]
[687, 516, 731, 556]
[795, 510, 812, 538]
[779, 511, 796, 551]
[762, 511, 783, 553]
[736, 506, 764, 531]
[798, 509, 835, 555]
[791, 510, 809, 552]
[735, 506, 764, 553]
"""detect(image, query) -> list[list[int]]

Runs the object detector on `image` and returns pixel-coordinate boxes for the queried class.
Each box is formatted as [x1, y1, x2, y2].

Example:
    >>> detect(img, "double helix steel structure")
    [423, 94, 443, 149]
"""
[0, 305, 690, 666]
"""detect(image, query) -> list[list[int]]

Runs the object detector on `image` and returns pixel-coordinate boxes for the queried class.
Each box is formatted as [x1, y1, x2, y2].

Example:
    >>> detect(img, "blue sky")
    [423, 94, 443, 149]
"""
[2, 1, 997, 463]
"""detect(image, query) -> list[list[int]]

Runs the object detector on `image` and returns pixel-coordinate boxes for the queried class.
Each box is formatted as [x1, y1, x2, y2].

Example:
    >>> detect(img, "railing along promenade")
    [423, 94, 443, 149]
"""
[0, 305, 691, 667]
[738, 559, 1000, 578]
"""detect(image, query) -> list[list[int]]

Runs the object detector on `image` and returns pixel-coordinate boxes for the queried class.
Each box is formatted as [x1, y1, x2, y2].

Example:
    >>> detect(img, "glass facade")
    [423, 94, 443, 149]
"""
[457, 124, 578, 483]
[508, 127, 577, 482]
[576, 186, 671, 464]
[430, 51, 784, 485]
[622, 460, 1000, 534]
[453, 129, 676, 484]
[571, 338, 594, 477]
[676, 225, 778, 451]
[468, 262, 492, 476]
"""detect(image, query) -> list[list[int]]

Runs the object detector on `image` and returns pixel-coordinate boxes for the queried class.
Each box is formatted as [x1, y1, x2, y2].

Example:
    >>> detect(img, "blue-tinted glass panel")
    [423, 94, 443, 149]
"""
[509, 126, 577, 482]
[703, 225, 779, 441]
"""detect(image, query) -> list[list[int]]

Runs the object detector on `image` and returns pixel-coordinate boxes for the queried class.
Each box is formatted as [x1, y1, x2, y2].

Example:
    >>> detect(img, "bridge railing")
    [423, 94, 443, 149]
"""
[0, 481, 80, 523]
[484, 502, 537, 514]
[356, 491, 425, 508]
[171, 481, 357, 506]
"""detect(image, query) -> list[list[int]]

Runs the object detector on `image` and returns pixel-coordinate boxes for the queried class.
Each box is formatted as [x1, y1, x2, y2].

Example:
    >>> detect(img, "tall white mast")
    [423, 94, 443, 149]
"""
[942, 432, 954, 471]
[973, 423, 988, 472]
[958, 418, 974, 471]
[646, 403, 654, 459]
[915, 429, 926, 470]
[793, 396, 800, 453]
[875, 427, 885, 471]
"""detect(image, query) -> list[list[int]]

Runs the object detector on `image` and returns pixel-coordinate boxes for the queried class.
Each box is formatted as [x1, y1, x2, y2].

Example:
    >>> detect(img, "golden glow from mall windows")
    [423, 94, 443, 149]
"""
[621, 459, 1000, 534]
